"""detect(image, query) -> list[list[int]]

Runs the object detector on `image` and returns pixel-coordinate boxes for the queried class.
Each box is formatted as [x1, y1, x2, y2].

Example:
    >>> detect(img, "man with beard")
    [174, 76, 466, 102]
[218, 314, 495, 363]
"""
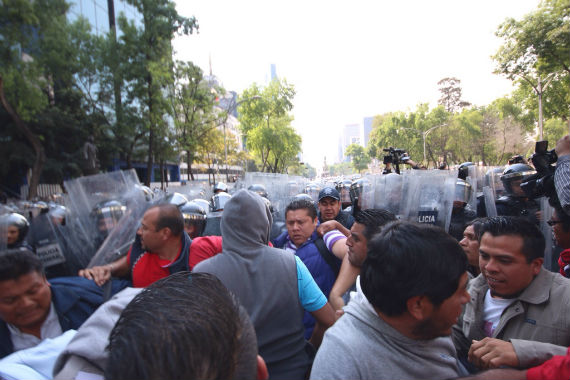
[452, 216, 570, 373]
[323, 209, 396, 311]
[311, 221, 470, 380]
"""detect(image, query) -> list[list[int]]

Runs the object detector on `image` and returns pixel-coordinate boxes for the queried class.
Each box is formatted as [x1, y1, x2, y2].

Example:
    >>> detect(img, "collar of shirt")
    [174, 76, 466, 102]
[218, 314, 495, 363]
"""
[8, 302, 63, 352]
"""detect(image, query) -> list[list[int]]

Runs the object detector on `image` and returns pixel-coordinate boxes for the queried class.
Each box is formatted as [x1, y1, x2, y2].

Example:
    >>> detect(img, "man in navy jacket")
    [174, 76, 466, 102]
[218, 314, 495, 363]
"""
[0, 249, 108, 358]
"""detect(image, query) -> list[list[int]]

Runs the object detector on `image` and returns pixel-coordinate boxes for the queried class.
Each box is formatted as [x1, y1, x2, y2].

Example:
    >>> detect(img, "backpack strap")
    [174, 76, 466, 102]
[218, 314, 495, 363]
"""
[314, 237, 340, 277]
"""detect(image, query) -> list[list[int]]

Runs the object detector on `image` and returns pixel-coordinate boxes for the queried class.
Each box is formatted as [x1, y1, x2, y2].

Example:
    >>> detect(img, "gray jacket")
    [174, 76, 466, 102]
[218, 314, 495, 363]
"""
[311, 277, 463, 380]
[194, 189, 310, 380]
[452, 269, 570, 368]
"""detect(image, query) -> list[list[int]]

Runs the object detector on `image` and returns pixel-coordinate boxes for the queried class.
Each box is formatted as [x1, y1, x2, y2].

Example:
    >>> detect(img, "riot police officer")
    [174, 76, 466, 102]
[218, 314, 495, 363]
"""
[496, 163, 540, 224]
[449, 179, 477, 241]
[1, 212, 32, 251]
[179, 201, 207, 238]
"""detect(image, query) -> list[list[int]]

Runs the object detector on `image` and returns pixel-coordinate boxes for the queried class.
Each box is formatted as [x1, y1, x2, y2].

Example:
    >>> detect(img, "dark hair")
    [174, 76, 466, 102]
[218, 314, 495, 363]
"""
[555, 207, 570, 233]
[0, 249, 44, 281]
[105, 272, 257, 380]
[361, 221, 467, 316]
[152, 204, 184, 237]
[286, 199, 317, 220]
[478, 216, 545, 262]
[468, 218, 485, 240]
[354, 209, 397, 240]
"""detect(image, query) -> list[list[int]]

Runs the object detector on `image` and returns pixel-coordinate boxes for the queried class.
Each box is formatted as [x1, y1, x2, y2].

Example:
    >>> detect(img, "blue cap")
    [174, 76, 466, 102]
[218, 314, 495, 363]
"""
[318, 187, 340, 202]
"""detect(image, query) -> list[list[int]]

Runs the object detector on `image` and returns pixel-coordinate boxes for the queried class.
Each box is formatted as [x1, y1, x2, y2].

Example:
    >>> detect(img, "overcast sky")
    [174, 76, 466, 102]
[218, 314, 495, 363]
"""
[173, 0, 541, 169]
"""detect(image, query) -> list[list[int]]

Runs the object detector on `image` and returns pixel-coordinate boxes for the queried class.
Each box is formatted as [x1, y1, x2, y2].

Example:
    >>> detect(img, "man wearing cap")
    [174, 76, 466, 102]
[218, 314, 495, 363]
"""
[318, 187, 354, 232]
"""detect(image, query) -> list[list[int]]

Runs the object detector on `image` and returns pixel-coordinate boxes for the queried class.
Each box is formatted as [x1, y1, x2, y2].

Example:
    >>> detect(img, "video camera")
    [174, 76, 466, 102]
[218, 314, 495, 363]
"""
[520, 140, 560, 208]
[383, 147, 408, 174]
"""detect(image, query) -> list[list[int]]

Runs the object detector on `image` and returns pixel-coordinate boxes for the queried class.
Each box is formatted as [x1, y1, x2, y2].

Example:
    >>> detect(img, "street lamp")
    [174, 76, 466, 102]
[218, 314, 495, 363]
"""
[398, 124, 447, 165]
[222, 95, 261, 182]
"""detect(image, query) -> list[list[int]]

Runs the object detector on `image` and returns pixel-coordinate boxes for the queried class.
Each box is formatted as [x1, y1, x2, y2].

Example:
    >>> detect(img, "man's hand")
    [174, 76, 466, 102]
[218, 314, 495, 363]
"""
[468, 338, 520, 370]
[78, 265, 112, 286]
[317, 220, 343, 237]
[556, 135, 570, 158]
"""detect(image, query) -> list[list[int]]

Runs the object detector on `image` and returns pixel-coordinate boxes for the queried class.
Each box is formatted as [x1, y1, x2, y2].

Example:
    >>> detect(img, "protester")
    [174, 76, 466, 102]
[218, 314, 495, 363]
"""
[78, 204, 222, 287]
[0, 250, 107, 359]
[452, 216, 570, 372]
[459, 219, 484, 278]
[272, 198, 344, 339]
[311, 221, 470, 380]
[194, 189, 335, 380]
[322, 209, 396, 311]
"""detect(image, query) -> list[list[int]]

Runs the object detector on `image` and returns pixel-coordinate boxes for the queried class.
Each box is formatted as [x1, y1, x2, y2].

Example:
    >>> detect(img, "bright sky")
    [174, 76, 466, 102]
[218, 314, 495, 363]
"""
[173, 0, 541, 169]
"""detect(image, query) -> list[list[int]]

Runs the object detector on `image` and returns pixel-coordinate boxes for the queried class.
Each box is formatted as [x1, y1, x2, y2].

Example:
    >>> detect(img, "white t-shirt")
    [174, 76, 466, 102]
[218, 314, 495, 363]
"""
[482, 289, 516, 337]
[8, 303, 62, 352]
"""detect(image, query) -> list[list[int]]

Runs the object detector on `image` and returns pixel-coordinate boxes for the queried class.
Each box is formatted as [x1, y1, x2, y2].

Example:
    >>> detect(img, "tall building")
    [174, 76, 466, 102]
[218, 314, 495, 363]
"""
[340, 123, 361, 162]
[338, 116, 374, 162]
[270, 64, 278, 81]
[363, 116, 374, 148]
[68, 0, 140, 36]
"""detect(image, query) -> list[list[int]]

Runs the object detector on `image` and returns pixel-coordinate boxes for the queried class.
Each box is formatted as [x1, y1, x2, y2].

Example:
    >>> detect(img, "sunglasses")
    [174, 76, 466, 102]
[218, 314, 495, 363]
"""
[547, 220, 564, 227]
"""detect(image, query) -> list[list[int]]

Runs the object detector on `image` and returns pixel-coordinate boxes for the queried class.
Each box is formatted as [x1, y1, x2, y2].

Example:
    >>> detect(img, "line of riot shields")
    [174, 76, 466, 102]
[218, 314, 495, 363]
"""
[0, 164, 558, 274]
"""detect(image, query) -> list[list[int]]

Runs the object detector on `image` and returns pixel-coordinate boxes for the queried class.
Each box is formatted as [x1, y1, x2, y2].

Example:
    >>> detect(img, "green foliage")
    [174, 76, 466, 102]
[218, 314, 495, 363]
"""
[493, 0, 570, 123]
[238, 79, 301, 173]
[328, 162, 355, 177]
[345, 144, 371, 173]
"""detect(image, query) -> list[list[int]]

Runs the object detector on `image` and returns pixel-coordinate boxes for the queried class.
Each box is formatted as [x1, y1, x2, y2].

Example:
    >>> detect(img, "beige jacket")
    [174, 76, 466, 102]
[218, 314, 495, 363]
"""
[452, 269, 570, 369]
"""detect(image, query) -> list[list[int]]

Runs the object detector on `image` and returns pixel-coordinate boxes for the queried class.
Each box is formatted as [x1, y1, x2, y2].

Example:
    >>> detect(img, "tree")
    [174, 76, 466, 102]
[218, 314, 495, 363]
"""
[171, 61, 223, 181]
[116, 0, 197, 185]
[0, 0, 105, 197]
[493, 0, 570, 133]
[345, 144, 371, 173]
[238, 79, 301, 173]
[437, 77, 471, 113]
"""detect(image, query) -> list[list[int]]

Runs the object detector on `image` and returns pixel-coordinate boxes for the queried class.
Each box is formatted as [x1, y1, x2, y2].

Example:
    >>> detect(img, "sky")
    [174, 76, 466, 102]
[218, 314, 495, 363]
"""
[173, 0, 541, 169]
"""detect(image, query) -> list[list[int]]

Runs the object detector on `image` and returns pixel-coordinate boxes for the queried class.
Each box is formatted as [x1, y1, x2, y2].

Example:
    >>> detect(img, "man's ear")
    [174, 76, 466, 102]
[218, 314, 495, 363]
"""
[406, 295, 433, 321]
[257, 355, 268, 380]
[530, 257, 544, 276]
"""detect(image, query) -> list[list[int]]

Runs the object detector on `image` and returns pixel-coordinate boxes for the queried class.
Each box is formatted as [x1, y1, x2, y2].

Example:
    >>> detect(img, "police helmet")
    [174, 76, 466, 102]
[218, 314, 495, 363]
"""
[179, 201, 207, 236]
[163, 192, 189, 208]
[1, 212, 30, 245]
[500, 164, 536, 196]
[304, 183, 322, 203]
[213, 182, 228, 194]
[458, 162, 474, 180]
[91, 200, 127, 220]
[211, 192, 232, 212]
[454, 179, 472, 204]
[248, 184, 268, 199]
[336, 179, 352, 203]
[349, 178, 371, 204]
[192, 198, 212, 213]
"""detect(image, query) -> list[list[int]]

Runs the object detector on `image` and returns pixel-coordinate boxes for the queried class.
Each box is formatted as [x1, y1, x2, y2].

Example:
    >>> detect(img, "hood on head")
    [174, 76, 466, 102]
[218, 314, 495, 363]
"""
[221, 189, 272, 249]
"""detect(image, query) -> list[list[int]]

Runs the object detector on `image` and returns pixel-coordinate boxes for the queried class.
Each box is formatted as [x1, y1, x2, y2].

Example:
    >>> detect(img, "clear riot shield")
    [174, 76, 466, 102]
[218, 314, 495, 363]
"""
[358, 176, 376, 212]
[27, 212, 67, 273]
[373, 173, 404, 217]
[482, 186, 498, 217]
[87, 185, 150, 268]
[540, 197, 555, 271]
[63, 169, 143, 268]
[400, 169, 457, 232]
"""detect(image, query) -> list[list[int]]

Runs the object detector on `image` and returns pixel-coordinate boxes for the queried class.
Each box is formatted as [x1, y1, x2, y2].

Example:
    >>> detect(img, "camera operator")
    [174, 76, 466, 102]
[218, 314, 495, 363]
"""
[382, 148, 424, 174]
[555, 135, 570, 216]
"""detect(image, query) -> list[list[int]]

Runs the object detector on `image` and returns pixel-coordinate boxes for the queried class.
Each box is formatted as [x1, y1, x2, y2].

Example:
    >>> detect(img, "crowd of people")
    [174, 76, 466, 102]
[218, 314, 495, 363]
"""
[1, 135, 570, 380]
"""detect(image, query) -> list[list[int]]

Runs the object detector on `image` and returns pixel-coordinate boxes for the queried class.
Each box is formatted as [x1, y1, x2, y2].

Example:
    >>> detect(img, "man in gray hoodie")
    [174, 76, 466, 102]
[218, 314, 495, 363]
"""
[194, 189, 336, 380]
[311, 221, 470, 380]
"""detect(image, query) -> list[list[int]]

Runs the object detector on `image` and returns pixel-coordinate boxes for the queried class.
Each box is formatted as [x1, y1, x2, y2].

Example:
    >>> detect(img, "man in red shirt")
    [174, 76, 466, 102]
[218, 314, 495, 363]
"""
[79, 204, 222, 287]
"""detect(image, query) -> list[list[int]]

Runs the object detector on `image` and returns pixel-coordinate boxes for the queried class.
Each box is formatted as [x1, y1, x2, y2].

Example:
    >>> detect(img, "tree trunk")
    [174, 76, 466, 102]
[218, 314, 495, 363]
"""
[187, 152, 195, 181]
[145, 73, 154, 187]
[0, 76, 46, 199]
